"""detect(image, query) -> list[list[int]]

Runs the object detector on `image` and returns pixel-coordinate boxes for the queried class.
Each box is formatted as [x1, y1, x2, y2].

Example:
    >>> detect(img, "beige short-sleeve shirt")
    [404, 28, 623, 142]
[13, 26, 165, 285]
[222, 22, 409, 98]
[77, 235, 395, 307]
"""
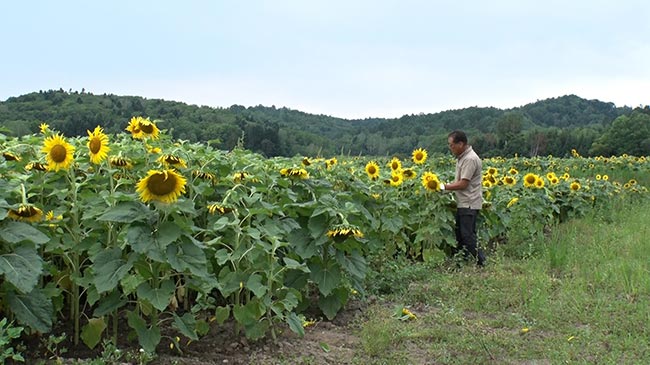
[455, 146, 483, 209]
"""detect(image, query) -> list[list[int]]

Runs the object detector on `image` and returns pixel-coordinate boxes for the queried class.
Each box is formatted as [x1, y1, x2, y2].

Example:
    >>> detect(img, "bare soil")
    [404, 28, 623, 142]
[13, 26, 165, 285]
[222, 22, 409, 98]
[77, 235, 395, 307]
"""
[24, 301, 366, 365]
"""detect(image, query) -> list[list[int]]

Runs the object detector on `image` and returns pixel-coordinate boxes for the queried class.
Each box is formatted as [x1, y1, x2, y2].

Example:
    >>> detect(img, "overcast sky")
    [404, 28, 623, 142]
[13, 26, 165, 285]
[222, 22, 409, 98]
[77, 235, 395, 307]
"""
[1, 0, 649, 119]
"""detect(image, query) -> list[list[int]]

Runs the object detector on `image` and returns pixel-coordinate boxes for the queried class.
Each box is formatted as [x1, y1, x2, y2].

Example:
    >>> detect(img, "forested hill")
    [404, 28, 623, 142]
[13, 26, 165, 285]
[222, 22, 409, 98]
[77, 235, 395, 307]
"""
[1, 89, 648, 157]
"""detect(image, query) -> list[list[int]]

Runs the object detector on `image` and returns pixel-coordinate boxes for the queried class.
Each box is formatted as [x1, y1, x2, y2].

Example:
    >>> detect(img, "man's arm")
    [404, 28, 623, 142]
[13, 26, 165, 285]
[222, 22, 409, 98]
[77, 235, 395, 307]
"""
[442, 178, 469, 191]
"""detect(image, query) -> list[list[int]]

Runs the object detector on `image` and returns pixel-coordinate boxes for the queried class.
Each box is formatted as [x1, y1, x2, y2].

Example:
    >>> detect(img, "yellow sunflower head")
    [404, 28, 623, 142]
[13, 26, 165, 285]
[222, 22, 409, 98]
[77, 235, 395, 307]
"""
[535, 177, 545, 188]
[158, 154, 187, 168]
[507, 197, 519, 208]
[2, 152, 21, 161]
[508, 168, 519, 175]
[389, 157, 402, 171]
[87, 126, 110, 164]
[365, 161, 380, 180]
[523, 173, 538, 188]
[389, 172, 404, 187]
[8, 204, 44, 223]
[25, 162, 48, 172]
[502, 176, 516, 186]
[570, 181, 581, 191]
[39, 123, 50, 134]
[126, 116, 160, 140]
[487, 167, 498, 176]
[109, 156, 133, 169]
[42, 133, 75, 172]
[402, 168, 417, 180]
[411, 148, 427, 165]
[136, 169, 187, 203]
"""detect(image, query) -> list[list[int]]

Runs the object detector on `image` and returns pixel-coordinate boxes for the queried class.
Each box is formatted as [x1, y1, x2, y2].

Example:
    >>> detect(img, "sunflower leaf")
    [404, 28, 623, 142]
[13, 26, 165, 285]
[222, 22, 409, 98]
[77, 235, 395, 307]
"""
[0, 244, 42, 293]
[6, 288, 53, 333]
[0, 221, 49, 245]
[97, 202, 151, 223]
[137, 279, 175, 312]
[91, 248, 134, 294]
[308, 259, 341, 297]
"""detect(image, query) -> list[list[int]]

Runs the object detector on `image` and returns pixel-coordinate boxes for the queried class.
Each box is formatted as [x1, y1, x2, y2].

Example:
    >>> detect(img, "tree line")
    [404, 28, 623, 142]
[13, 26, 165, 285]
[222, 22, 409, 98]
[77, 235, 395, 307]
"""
[1, 89, 648, 158]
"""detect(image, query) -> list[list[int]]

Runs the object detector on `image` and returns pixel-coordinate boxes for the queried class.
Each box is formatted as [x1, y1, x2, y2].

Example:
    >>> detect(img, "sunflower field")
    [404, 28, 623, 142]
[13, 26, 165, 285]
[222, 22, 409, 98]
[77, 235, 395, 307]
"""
[0, 118, 648, 354]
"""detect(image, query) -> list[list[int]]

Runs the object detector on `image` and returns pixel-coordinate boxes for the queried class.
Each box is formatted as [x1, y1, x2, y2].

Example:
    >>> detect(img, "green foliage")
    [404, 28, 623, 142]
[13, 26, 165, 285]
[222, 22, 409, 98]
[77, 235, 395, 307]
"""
[0, 318, 25, 363]
[1, 90, 644, 158]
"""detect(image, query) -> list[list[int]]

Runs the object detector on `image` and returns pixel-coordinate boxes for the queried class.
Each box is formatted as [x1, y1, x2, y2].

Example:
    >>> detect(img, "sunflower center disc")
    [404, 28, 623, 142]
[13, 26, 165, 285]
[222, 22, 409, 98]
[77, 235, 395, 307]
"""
[89, 138, 102, 154]
[51, 145, 68, 163]
[148, 173, 176, 196]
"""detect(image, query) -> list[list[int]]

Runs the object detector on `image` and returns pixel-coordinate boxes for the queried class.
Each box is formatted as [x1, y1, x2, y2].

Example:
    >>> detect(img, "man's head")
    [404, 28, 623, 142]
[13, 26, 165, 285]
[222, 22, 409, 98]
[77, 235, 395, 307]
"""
[447, 130, 468, 157]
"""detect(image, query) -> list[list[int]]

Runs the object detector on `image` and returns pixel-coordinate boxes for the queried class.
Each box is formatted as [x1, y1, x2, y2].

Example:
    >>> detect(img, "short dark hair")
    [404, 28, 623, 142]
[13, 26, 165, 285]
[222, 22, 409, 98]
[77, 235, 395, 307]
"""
[448, 130, 468, 144]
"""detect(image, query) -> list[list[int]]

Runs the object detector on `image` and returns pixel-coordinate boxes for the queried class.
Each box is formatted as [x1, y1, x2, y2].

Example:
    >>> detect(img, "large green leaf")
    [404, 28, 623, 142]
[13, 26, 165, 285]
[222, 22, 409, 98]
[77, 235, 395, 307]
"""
[172, 313, 199, 341]
[136, 279, 175, 312]
[286, 312, 305, 337]
[92, 248, 134, 293]
[6, 288, 53, 333]
[97, 201, 150, 223]
[318, 288, 349, 320]
[309, 260, 341, 297]
[93, 290, 128, 317]
[0, 244, 42, 293]
[283, 257, 310, 273]
[308, 213, 328, 238]
[232, 299, 264, 327]
[245, 274, 267, 298]
[0, 221, 49, 245]
[287, 229, 319, 259]
[336, 250, 367, 280]
[127, 225, 164, 262]
[156, 221, 182, 248]
[166, 240, 208, 277]
[127, 310, 161, 353]
[81, 317, 106, 349]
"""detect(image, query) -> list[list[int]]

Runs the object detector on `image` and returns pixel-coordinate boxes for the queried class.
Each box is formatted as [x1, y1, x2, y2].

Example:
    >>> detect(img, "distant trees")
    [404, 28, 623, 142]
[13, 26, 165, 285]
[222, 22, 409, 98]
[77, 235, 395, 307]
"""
[0, 90, 646, 157]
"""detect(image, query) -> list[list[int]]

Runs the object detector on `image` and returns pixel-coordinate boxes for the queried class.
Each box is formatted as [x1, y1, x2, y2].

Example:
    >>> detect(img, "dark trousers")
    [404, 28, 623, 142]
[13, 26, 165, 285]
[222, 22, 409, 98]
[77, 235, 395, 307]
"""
[453, 208, 486, 265]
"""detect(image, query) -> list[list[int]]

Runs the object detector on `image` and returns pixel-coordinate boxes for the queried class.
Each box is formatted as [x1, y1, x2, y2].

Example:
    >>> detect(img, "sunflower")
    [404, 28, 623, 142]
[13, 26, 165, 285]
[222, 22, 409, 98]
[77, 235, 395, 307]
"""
[508, 168, 519, 175]
[2, 152, 20, 161]
[388, 157, 402, 172]
[523, 173, 538, 188]
[389, 172, 404, 187]
[534, 177, 545, 188]
[602, 175, 609, 181]
[280, 167, 309, 179]
[8, 204, 43, 222]
[136, 169, 187, 203]
[402, 168, 417, 180]
[39, 123, 50, 134]
[502, 176, 516, 186]
[233, 171, 249, 183]
[365, 161, 380, 180]
[193, 170, 216, 183]
[42, 133, 75, 172]
[326, 158, 338, 169]
[506, 197, 519, 208]
[301, 157, 311, 166]
[326, 224, 364, 240]
[126, 116, 160, 140]
[411, 148, 427, 165]
[86, 126, 110, 164]
[158, 154, 187, 168]
[207, 203, 233, 215]
[570, 181, 581, 191]
[595, 174, 601, 181]
[483, 180, 493, 188]
[421, 172, 441, 192]
[487, 167, 498, 176]
[25, 162, 48, 172]
[109, 156, 133, 169]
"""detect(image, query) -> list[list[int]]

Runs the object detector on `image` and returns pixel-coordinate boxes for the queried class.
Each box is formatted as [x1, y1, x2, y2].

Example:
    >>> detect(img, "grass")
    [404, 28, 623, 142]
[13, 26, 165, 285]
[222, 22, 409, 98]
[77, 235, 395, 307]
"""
[354, 197, 650, 364]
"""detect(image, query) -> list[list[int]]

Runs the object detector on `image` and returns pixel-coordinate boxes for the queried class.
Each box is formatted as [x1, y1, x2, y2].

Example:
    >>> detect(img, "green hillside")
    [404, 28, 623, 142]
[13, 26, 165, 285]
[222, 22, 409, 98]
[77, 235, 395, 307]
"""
[1, 89, 648, 157]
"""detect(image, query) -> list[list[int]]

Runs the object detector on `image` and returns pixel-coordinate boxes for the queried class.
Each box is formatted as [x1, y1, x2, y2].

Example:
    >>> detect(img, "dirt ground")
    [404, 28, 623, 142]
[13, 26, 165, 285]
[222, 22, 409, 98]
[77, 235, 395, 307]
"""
[25, 301, 366, 365]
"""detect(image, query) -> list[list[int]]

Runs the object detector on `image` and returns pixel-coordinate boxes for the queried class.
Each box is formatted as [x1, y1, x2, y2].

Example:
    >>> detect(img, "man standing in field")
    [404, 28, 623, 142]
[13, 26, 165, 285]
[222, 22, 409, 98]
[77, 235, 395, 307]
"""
[440, 130, 486, 266]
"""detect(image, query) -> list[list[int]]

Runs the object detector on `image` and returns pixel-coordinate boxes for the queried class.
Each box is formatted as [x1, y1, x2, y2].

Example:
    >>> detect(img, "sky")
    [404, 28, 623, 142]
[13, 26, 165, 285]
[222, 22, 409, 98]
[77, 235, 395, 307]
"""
[1, 0, 649, 119]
